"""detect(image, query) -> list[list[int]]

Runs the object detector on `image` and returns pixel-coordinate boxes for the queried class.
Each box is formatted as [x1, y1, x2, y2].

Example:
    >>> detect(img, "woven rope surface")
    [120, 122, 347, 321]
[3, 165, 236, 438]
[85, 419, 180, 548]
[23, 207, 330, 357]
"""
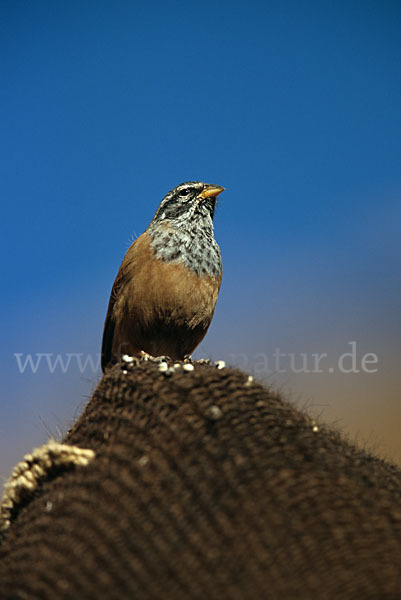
[1, 361, 401, 598]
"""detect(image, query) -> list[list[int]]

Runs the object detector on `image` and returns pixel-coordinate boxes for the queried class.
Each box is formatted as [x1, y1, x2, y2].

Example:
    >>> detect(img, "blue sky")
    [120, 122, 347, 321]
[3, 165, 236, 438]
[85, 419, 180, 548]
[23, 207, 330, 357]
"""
[1, 1, 401, 480]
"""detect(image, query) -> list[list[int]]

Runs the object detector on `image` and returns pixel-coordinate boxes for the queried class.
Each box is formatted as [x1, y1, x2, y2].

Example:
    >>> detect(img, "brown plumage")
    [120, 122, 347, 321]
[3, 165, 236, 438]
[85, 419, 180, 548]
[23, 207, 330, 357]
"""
[101, 181, 224, 371]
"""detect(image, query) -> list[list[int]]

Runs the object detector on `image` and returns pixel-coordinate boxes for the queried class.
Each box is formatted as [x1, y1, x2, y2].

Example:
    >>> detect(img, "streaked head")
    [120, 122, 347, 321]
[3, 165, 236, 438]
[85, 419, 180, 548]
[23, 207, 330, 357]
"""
[151, 181, 225, 224]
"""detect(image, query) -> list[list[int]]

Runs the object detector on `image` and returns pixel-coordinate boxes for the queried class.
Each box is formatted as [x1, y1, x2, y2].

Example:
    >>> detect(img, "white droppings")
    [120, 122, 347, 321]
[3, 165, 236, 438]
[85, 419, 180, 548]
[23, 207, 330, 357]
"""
[122, 370, 128, 375]
[214, 360, 226, 370]
[244, 375, 254, 387]
[138, 456, 149, 467]
[45, 501, 53, 512]
[312, 425, 319, 433]
[122, 354, 134, 363]
[183, 363, 195, 372]
[160, 364, 175, 376]
[208, 405, 223, 419]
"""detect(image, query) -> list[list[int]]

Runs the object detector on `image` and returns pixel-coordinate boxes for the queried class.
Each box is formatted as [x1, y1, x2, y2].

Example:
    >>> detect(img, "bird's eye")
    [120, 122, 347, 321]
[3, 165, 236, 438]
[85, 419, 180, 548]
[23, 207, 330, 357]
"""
[179, 188, 191, 198]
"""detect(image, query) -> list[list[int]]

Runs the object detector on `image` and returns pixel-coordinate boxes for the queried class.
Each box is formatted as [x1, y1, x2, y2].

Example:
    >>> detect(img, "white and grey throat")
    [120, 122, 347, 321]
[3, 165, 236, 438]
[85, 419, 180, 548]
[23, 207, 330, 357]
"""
[147, 214, 222, 277]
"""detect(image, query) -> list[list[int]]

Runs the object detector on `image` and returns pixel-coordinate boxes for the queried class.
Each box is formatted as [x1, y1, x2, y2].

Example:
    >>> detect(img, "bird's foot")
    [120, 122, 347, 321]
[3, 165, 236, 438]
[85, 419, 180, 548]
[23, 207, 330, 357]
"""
[140, 352, 173, 364]
[154, 354, 173, 363]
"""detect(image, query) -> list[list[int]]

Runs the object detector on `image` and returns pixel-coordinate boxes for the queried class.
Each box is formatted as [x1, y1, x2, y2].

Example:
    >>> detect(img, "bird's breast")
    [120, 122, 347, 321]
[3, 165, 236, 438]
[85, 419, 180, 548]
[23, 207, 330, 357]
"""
[148, 221, 222, 278]
[115, 231, 222, 331]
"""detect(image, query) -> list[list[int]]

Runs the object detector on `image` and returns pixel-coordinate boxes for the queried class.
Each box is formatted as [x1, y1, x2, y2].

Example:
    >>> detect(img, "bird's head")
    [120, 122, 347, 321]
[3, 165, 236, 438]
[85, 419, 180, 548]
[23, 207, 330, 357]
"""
[151, 181, 225, 226]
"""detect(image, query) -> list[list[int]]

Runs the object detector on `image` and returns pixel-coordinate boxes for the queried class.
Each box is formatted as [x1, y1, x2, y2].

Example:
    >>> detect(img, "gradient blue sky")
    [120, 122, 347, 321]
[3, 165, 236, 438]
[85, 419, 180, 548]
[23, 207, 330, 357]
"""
[1, 1, 401, 481]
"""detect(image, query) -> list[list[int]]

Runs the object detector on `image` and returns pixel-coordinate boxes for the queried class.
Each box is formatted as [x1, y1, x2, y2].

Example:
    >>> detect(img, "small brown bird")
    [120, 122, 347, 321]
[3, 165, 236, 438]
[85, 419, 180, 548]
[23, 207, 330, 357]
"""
[101, 181, 224, 371]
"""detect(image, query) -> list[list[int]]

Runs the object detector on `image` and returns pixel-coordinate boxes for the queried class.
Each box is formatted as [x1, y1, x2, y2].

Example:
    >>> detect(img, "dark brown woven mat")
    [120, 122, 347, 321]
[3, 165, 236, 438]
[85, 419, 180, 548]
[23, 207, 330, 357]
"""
[1, 360, 401, 599]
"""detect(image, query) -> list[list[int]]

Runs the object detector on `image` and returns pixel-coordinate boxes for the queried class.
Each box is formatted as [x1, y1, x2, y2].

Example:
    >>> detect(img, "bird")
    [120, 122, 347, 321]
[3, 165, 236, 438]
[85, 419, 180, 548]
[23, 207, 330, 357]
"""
[101, 181, 224, 372]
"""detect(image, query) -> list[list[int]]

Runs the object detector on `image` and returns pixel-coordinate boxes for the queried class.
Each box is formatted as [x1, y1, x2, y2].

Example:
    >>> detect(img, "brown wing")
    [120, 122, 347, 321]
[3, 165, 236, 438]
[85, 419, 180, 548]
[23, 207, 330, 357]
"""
[101, 267, 123, 372]
[101, 239, 138, 372]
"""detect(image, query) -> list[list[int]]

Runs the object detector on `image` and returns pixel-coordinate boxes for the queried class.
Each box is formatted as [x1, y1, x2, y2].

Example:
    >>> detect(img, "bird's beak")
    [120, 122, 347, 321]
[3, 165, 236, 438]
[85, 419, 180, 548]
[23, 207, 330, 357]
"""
[199, 185, 225, 199]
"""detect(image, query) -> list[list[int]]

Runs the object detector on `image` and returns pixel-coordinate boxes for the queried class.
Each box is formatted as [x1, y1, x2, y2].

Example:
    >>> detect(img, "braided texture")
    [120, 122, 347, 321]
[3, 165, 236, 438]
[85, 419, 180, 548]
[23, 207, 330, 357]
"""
[1, 360, 401, 598]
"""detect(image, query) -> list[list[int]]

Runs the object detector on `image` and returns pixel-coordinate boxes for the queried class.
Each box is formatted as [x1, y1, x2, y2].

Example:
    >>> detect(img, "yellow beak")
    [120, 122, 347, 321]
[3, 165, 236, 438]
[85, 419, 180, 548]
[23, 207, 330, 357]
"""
[199, 185, 225, 199]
